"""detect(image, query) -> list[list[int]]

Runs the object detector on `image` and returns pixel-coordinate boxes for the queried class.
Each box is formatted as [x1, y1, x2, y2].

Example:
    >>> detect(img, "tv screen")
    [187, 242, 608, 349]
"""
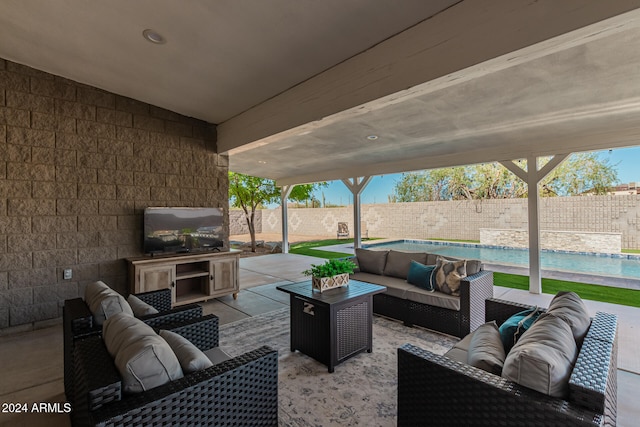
[143, 207, 224, 254]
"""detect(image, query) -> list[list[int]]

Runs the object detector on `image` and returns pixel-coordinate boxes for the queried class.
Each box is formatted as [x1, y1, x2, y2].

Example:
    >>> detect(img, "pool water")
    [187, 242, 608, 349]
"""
[363, 240, 640, 280]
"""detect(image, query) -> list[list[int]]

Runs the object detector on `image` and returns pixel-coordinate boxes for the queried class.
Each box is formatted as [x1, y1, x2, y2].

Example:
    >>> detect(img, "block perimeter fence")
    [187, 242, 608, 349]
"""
[230, 194, 640, 249]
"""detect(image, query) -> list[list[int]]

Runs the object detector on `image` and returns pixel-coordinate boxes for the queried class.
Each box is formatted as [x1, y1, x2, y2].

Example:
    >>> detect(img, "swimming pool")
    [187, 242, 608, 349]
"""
[362, 240, 640, 280]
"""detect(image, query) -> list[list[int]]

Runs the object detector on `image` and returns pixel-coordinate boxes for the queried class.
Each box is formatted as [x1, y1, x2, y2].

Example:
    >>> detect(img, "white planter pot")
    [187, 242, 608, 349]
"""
[311, 273, 350, 292]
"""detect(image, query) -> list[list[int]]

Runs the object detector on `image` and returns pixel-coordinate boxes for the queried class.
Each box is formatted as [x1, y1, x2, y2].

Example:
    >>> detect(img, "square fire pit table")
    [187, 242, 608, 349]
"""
[277, 280, 386, 373]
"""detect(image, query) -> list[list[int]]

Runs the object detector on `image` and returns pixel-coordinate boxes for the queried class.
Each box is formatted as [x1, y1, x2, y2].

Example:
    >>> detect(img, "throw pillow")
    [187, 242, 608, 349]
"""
[467, 321, 506, 375]
[355, 248, 389, 275]
[127, 294, 160, 317]
[432, 256, 467, 296]
[103, 313, 183, 393]
[407, 261, 437, 291]
[547, 291, 591, 345]
[502, 313, 578, 398]
[498, 307, 542, 354]
[159, 330, 214, 373]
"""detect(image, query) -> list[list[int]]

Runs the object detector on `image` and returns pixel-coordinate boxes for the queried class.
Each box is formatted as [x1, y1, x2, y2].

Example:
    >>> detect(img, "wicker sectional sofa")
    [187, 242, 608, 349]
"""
[349, 248, 494, 338]
[398, 296, 618, 426]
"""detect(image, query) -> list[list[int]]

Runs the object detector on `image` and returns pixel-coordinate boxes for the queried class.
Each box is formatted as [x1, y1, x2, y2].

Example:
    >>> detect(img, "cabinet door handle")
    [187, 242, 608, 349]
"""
[210, 275, 213, 281]
[171, 281, 175, 288]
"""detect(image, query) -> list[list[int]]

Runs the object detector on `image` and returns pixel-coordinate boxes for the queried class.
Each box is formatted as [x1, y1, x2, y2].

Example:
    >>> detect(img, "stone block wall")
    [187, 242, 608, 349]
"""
[229, 209, 262, 236]
[260, 195, 640, 249]
[0, 58, 227, 331]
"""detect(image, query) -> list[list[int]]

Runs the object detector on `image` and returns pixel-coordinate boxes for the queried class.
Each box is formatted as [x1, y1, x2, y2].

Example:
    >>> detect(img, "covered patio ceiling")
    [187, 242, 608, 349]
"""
[229, 12, 640, 185]
[223, 5, 640, 186]
[1, 1, 640, 185]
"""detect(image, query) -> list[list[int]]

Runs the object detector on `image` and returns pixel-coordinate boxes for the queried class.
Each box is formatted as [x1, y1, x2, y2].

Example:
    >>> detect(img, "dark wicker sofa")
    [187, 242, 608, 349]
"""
[71, 314, 279, 427]
[397, 298, 618, 426]
[63, 288, 202, 402]
[349, 249, 494, 338]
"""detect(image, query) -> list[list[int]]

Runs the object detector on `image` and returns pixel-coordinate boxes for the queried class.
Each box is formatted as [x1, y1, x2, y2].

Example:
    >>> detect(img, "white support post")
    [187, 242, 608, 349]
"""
[341, 176, 372, 249]
[500, 154, 568, 294]
[280, 185, 293, 253]
[526, 156, 543, 294]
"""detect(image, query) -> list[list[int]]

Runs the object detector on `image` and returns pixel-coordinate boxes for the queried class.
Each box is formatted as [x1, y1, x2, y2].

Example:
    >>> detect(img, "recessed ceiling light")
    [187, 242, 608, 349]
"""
[258, 160, 267, 164]
[366, 135, 379, 140]
[143, 29, 166, 44]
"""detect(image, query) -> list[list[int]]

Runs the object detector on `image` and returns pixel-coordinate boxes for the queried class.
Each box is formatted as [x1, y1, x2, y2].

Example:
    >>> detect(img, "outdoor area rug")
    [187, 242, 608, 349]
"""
[219, 307, 458, 426]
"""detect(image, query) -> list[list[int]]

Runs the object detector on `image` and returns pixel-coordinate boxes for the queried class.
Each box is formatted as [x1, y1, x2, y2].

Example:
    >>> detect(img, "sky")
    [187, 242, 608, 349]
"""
[308, 147, 640, 206]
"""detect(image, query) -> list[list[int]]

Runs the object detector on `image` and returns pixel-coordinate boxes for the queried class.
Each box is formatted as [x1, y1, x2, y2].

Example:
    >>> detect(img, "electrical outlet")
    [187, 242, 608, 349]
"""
[63, 269, 73, 280]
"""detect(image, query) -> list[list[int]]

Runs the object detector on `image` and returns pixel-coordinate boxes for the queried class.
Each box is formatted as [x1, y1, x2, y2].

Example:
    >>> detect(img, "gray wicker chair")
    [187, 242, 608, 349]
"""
[397, 298, 618, 426]
[71, 314, 278, 427]
[63, 288, 203, 403]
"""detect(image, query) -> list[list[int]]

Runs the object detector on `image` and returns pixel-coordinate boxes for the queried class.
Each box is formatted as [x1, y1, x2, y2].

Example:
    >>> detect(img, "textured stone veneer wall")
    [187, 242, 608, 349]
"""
[255, 195, 640, 249]
[0, 59, 227, 331]
[479, 229, 622, 253]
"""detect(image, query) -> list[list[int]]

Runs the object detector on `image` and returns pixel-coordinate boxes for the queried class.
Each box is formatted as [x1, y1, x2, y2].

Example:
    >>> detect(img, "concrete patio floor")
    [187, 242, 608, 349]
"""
[1, 252, 638, 426]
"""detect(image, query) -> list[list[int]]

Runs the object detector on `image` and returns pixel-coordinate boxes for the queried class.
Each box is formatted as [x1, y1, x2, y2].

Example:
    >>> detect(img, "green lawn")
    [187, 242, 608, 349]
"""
[493, 272, 640, 307]
[289, 238, 358, 258]
[289, 238, 640, 308]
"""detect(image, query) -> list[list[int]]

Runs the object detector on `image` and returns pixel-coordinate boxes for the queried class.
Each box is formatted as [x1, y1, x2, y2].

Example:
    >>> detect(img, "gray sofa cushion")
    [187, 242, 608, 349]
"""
[203, 347, 233, 365]
[547, 291, 591, 345]
[502, 313, 578, 398]
[127, 294, 160, 317]
[351, 272, 414, 299]
[444, 331, 473, 363]
[425, 253, 439, 265]
[85, 280, 134, 325]
[404, 287, 460, 311]
[355, 248, 388, 275]
[160, 329, 213, 373]
[103, 313, 183, 393]
[467, 321, 506, 375]
[383, 250, 427, 279]
[463, 259, 482, 275]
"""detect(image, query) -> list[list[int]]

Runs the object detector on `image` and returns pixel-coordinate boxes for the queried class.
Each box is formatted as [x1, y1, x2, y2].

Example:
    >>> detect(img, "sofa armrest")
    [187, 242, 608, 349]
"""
[73, 336, 122, 413]
[569, 312, 618, 416]
[160, 314, 220, 351]
[139, 303, 203, 328]
[398, 343, 605, 426]
[132, 288, 173, 312]
[458, 270, 494, 335]
[64, 297, 95, 336]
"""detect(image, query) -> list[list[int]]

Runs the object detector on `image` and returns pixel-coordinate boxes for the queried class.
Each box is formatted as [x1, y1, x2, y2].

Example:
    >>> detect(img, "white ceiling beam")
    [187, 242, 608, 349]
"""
[274, 129, 638, 186]
[218, 0, 640, 154]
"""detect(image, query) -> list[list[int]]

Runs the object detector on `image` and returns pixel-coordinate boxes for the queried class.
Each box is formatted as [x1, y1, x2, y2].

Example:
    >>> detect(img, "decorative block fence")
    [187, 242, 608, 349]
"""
[230, 194, 640, 250]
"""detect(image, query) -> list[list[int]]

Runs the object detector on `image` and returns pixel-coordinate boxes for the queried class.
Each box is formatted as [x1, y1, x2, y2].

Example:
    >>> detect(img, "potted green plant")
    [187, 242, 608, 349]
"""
[302, 258, 357, 292]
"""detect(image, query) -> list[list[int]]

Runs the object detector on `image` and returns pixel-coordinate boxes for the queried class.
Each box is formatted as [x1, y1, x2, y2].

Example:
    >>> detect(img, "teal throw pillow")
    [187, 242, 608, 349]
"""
[498, 307, 542, 353]
[407, 260, 436, 291]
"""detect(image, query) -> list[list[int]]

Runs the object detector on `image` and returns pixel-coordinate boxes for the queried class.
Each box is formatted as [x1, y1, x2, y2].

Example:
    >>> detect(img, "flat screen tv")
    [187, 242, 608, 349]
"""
[143, 207, 224, 254]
